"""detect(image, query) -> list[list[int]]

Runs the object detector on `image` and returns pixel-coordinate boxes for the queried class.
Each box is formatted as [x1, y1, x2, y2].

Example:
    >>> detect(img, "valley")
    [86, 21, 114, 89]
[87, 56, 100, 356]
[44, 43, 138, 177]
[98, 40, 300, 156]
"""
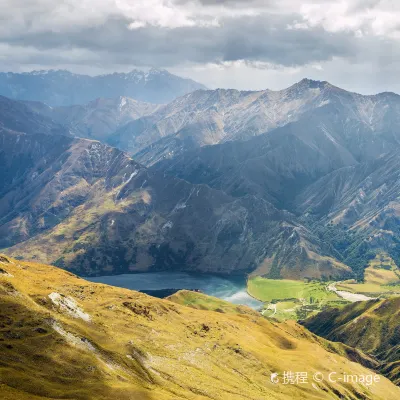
[1, 69, 400, 398]
[248, 277, 347, 320]
[3, 2, 400, 398]
[247, 253, 400, 321]
[87, 272, 263, 310]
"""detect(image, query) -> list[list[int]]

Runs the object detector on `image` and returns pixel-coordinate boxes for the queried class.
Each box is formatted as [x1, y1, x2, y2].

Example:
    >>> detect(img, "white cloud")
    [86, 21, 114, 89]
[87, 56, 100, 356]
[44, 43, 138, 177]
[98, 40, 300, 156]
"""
[0, 0, 255, 33]
[298, 0, 400, 38]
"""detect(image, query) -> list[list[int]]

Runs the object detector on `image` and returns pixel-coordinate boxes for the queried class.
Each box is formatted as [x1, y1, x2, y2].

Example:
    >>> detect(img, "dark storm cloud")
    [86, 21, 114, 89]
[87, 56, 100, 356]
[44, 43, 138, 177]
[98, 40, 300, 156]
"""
[0, 13, 357, 68]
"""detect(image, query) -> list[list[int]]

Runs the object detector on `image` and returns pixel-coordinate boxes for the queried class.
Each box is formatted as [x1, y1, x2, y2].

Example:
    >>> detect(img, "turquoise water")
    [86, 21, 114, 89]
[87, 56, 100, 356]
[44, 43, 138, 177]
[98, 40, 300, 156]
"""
[86, 272, 263, 310]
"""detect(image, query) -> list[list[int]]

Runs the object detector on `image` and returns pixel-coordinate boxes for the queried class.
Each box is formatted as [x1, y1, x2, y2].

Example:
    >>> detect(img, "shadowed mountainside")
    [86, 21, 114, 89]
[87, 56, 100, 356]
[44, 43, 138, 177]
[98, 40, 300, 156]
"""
[0, 95, 69, 137]
[1, 128, 349, 279]
[24, 96, 161, 142]
[303, 297, 400, 385]
[3, 78, 400, 279]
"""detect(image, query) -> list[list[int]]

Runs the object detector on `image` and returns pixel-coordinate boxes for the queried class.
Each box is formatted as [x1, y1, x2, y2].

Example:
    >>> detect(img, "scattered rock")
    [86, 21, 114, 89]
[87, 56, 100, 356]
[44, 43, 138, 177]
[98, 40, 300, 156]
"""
[48, 292, 91, 322]
[123, 302, 153, 320]
[0, 267, 13, 277]
[34, 327, 48, 334]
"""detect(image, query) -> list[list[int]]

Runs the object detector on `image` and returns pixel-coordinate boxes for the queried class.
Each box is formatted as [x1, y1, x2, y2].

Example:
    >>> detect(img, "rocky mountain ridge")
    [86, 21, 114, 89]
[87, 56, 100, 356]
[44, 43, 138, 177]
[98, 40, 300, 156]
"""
[2, 77, 400, 280]
[24, 96, 161, 142]
[1, 128, 348, 279]
[110, 79, 400, 165]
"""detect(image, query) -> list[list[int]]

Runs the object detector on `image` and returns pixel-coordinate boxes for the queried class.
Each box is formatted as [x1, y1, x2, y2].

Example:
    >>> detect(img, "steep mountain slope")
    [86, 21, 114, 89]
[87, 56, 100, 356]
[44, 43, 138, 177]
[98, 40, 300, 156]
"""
[0, 95, 68, 137]
[4, 80, 400, 280]
[303, 297, 400, 385]
[149, 106, 360, 208]
[0, 255, 399, 399]
[0, 69, 206, 106]
[0, 128, 349, 278]
[111, 79, 400, 163]
[296, 151, 400, 222]
[295, 151, 400, 267]
[0, 130, 76, 245]
[138, 83, 400, 279]
[24, 96, 161, 142]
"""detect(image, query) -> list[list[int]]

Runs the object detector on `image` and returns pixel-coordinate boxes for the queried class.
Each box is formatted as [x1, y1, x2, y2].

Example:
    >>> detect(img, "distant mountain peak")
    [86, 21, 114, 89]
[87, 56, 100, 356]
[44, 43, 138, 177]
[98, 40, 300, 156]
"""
[148, 67, 168, 75]
[0, 68, 206, 105]
[295, 78, 331, 90]
[22, 69, 75, 77]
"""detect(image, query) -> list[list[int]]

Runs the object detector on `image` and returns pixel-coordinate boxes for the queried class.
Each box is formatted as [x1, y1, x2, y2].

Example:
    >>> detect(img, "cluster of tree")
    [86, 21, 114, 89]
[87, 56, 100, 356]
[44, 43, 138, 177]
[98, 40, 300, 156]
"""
[305, 219, 376, 281]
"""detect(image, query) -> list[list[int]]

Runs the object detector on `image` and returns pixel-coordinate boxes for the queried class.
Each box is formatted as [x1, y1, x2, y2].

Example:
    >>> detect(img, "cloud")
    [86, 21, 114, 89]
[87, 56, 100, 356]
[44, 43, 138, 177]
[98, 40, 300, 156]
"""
[0, 3, 355, 66]
[1, 0, 400, 93]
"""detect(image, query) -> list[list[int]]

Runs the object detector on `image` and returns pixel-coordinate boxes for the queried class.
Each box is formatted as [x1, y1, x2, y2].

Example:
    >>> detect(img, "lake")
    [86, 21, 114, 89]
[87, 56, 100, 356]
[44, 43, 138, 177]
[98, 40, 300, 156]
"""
[86, 272, 263, 310]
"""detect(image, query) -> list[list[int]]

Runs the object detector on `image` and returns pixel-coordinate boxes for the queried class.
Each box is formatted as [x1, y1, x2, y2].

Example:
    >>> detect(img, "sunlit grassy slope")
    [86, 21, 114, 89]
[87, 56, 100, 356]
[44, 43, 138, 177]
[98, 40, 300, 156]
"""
[303, 297, 400, 385]
[337, 253, 400, 297]
[167, 290, 260, 316]
[0, 255, 399, 399]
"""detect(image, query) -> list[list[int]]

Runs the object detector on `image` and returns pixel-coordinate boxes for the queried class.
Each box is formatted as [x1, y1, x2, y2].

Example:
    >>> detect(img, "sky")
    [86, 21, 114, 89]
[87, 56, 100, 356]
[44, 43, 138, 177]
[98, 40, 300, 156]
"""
[1, 0, 400, 94]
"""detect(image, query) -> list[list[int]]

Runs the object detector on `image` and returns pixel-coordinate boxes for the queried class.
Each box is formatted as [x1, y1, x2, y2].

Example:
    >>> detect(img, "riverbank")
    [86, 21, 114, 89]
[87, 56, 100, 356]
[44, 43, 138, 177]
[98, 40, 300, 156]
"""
[327, 282, 377, 302]
[86, 271, 263, 309]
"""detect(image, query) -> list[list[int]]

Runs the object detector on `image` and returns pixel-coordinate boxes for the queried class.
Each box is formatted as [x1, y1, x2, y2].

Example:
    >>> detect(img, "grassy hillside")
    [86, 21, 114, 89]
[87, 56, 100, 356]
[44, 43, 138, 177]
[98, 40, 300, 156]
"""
[365, 253, 400, 285]
[336, 253, 400, 297]
[303, 297, 400, 385]
[167, 290, 260, 316]
[0, 255, 399, 399]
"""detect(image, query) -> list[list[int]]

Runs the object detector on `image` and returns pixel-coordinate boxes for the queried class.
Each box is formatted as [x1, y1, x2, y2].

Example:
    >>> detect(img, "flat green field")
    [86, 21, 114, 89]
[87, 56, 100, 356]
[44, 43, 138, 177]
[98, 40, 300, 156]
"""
[248, 277, 339, 303]
[248, 277, 346, 321]
[249, 253, 400, 321]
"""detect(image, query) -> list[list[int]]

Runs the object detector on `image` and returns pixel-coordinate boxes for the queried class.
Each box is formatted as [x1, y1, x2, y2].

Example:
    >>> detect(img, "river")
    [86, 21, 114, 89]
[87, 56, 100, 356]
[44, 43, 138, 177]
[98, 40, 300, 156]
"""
[327, 282, 377, 302]
[86, 272, 263, 310]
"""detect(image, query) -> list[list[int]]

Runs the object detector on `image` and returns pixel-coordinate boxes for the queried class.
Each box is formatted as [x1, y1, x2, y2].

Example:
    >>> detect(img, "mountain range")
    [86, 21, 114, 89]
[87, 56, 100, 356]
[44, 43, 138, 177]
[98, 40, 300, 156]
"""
[1, 75, 400, 281]
[0, 111, 346, 278]
[24, 96, 161, 142]
[2, 69, 400, 398]
[110, 79, 400, 166]
[0, 69, 206, 106]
